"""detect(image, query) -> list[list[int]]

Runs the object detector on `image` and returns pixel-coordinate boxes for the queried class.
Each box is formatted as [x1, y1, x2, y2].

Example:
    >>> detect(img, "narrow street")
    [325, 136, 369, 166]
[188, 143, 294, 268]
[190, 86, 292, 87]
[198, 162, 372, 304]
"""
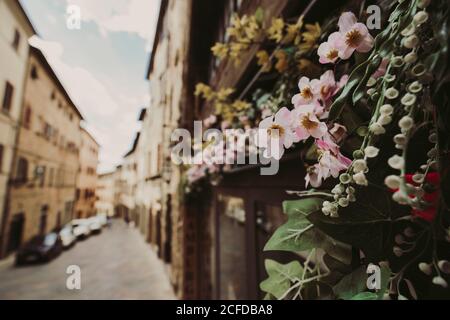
[0, 220, 176, 300]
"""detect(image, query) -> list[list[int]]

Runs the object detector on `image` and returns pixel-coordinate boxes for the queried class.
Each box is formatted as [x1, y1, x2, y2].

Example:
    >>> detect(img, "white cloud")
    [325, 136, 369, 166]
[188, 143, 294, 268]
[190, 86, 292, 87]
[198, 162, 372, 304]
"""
[65, 0, 160, 44]
[29, 36, 146, 173]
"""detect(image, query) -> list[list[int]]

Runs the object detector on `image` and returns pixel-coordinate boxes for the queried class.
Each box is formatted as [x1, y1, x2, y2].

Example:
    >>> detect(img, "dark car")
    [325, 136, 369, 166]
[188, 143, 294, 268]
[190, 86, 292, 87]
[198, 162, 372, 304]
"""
[16, 233, 63, 265]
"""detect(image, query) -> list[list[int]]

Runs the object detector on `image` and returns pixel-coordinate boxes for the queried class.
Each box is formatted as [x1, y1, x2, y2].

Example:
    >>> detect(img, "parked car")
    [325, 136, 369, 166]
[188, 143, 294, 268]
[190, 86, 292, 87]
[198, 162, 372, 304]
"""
[71, 219, 91, 239]
[59, 225, 77, 249]
[97, 214, 108, 227]
[87, 217, 102, 234]
[16, 233, 63, 265]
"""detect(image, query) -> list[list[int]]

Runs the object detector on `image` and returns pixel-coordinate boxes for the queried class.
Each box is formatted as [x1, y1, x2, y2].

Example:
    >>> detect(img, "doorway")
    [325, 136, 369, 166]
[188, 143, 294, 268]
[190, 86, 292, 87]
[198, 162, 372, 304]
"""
[7, 213, 25, 254]
[164, 195, 172, 263]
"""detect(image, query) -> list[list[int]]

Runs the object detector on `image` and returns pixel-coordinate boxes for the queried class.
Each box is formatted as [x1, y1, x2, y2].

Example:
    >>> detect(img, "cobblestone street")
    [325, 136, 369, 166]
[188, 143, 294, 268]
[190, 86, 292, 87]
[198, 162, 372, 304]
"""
[0, 220, 176, 300]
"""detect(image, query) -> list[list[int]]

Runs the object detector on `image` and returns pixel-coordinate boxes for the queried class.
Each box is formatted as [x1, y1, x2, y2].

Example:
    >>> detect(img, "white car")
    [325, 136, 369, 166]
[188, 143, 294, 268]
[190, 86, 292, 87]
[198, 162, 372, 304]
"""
[87, 217, 102, 234]
[59, 225, 76, 248]
[71, 219, 91, 239]
[96, 214, 108, 227]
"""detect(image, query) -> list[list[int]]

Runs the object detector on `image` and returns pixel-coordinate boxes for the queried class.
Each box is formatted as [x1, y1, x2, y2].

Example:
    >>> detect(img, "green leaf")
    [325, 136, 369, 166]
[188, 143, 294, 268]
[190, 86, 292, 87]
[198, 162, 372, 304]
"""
[350, 292, 378, 300]
[264, 215, 321, 252]
[377, 265, 391, 299]
[282, 198, 323, 216]
[307, 186, 392, 261]
[255, 7, 264, 24]
[266, 198, 323, 251]
[333, 266, 367, 300]
[260, 259, 303, 299]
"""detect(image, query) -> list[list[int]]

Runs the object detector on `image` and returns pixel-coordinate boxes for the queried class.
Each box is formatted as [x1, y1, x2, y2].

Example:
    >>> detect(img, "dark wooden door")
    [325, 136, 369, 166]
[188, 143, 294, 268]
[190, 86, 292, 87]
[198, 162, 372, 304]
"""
[7, 213, 25, 253]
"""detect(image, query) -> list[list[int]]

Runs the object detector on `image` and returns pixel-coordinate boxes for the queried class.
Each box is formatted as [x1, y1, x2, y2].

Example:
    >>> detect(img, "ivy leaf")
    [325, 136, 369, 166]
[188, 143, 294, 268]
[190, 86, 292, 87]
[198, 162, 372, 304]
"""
[265, 198, 323, 251]
[333, 266, 367, 300]
[264, 215, 322, 252]
[260, 259, 303, 299]
[350, 292, 378, 300]
[307, 186, 392, 261]
[282, 197, 323, 216]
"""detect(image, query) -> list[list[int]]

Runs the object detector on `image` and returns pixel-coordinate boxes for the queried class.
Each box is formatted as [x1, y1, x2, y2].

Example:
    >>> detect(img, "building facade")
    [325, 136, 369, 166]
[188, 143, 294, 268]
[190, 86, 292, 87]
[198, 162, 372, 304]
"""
[121, 135, 138, 225]
[95, 172, 115, 218]
[0, 0, 36, 255]
[74, 128, 99, 219]
[0, 45, 83, 256]
[139, 0, 227, 299]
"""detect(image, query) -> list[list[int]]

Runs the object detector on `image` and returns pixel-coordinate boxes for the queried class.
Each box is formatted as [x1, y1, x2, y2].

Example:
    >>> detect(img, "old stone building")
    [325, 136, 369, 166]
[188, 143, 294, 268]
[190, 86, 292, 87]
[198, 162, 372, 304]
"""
[0, 0, 36, 255]
[140, 0, 228, 299]
[121, 133, 139, 225]
[74, 127, 99, 219]
[141, 0, 192, 295]
[0, 45, 83, 256]
[95, 171, 115, 218]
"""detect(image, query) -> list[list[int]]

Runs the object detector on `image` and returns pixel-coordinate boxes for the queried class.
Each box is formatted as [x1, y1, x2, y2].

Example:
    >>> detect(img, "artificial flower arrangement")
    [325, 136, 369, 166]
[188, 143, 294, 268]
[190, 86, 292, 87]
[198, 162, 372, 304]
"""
[184, 0, 450, 299]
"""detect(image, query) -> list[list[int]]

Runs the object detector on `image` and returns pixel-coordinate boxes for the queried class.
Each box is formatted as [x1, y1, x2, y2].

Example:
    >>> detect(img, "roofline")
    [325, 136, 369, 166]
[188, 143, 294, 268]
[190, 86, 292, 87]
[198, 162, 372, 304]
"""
[29, 46, 84, 120]
[98, 171, 115, 178]
[145, 0, 168, 79]
[15, 0, 38, 35]
[138, 107, 147, 121]
[81, 127, 100, 147]
[124, 132, 141, 158]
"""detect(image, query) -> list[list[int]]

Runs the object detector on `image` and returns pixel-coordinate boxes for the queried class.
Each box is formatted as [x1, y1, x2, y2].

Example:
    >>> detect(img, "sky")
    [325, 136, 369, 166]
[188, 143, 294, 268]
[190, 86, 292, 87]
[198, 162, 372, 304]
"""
[20, 0, 161, 173]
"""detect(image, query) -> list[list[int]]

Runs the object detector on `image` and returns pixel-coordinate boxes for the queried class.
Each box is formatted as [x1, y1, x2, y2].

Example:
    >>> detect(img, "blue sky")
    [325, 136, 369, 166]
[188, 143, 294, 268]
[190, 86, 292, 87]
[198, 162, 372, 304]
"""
[20, 0, 161, 173]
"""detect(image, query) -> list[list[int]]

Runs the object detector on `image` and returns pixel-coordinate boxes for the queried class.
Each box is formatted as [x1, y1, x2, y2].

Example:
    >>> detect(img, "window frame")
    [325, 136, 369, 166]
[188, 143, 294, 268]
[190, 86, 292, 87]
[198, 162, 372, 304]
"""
[12, 28, 21, 51]
[2, 81, 14, 113]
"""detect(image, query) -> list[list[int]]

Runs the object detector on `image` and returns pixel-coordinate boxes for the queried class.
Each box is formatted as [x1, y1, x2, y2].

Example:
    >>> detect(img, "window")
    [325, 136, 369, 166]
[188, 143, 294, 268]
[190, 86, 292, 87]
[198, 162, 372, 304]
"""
[0, 144, 3, 173]
[2, 81, 14, 112]
[48, 168, 54, 187]
[40, 166, 46, 187]
[39, 206, 48, 235]
[157, 144, 163, 173]
[23, 106, 32, 129]
[51, 90, 55, 100]
[43, 123, 53, 140]
[12, 29, 21, 51]
[30, 65, 38, 79]
[16, 157, 28, 183]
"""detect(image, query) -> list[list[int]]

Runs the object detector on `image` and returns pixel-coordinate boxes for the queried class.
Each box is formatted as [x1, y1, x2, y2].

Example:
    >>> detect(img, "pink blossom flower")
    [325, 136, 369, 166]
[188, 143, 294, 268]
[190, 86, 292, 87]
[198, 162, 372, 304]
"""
[203, 114, 217, 127]
[337, 12, 374, 59]
[257, 107, 296, 160]
[319, 150, 351, 178]
[329, 123, 348, 143]
[291, 105, 328, 142]
[292, 77, 316, 106]
[305, 138, 352, 188]
[311, 70, 337, 104]
[316, 135, 340, 155]
[335, 74, 349, 93]
[239, 115, 249, 123]
[305, 164, 323, 188]
[261, 108, 273, 119]
[186, 165, 207, 184]
[221, 121, 230, 131]
[372, 58, 389, 79]
[317, 32, 343, 64]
